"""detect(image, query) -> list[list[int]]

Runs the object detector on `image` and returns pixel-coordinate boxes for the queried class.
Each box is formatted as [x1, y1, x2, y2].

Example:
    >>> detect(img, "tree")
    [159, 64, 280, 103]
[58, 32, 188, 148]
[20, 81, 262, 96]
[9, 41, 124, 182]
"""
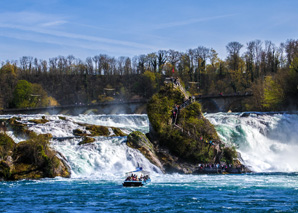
[285, 39, 298, 66]
[12, 80, 53, 108]
[0, 62, 17, 108]
[146, 53, 158, 73]
[157, 50, 167, 72]
[226, 41, 243, 71]
[12, 80, 32, 108]
[262, 76, 284, 110]
[167, 49, 180, 69]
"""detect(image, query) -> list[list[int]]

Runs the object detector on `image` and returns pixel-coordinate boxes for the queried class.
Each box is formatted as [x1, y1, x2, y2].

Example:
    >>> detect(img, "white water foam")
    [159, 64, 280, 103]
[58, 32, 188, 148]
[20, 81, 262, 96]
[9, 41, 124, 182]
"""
[2, 114, 160, 179]
[206, 113, 298, 172]
[51, 137, 161, 179]
[3, 112, 297, 176]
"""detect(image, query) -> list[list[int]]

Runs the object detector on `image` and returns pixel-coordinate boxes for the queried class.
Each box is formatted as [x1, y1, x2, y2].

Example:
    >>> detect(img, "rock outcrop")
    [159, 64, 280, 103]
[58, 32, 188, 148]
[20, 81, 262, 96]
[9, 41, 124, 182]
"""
[127, 82, 241, 174]
[127, 131, 164, 172]
[0, 120, 70, 181]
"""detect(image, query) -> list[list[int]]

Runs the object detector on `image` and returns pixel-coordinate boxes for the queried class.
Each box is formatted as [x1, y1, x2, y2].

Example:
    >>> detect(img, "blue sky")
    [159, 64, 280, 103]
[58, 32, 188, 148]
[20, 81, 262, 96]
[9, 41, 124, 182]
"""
[1, 0, 298, 61]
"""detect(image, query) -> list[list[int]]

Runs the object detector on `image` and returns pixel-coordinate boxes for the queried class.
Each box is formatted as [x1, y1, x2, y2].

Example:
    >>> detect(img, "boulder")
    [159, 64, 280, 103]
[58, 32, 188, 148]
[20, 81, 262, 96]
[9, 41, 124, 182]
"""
[0, 132, 70, 181]
[141, 82, 241, 174]
[127, 131, 164, 172]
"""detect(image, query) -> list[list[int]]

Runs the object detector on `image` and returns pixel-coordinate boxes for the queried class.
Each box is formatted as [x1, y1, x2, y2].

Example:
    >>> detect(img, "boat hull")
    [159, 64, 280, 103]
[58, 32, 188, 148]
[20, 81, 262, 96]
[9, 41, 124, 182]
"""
[123, 181, 144, 187]
[122, 179, 151, 187]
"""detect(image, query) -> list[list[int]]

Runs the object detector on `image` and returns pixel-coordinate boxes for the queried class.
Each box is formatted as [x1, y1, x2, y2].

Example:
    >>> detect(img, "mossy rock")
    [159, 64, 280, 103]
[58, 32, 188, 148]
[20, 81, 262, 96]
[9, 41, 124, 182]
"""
[0, 133, 16, 159]
[11, 133, 70, 179]
[6, 117, 34, 138]
[73, 124, 110, 137]
[85, 124, 110, 136]
[222, 146, 237, 165]
[147, 84, 220, 164]
[127, 131, 163, 171]
[0, 160, 12, 180]
[0, 130, 70, 180]
[111, 127, 127, 137]
[73, 129, 88, 137]
[75, 123, 126, 137]
[78, 137, 96, 145]
[127, 131, 154, 153]
[29, 117, 49, 124]
[11, 163, 42, 180]
[14, 134, 50, 166]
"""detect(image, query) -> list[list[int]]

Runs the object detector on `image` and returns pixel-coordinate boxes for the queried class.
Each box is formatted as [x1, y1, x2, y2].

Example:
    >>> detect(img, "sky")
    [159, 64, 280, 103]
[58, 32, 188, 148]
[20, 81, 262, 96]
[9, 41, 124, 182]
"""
[1, 0, 298, 62]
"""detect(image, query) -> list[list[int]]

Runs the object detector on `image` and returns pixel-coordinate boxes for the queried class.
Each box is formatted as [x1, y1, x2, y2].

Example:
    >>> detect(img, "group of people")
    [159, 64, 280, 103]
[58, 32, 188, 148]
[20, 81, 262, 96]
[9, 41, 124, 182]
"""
[199, 137, 216, 146]
[198, 163, 228, 171]
[125, 174, 149, 182]
[171, 97, 194, 125]
[171, 104, 180, 124]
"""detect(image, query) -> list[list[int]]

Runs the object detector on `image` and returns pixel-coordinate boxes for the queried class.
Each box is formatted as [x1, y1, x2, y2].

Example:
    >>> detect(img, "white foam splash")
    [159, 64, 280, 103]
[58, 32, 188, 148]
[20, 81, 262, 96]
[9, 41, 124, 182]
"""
[206, 112, 298, 172]
[1, 114, 160, 179]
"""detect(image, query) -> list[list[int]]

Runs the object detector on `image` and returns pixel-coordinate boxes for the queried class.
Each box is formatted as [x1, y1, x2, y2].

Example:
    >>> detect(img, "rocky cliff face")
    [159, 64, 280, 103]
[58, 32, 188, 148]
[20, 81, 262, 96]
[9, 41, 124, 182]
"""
[127, 83, 239, 174]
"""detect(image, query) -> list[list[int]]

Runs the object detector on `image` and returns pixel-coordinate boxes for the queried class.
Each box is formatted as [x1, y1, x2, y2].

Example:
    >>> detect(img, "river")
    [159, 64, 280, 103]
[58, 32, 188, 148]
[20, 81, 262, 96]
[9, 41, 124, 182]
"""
[0, 113, 298, 212]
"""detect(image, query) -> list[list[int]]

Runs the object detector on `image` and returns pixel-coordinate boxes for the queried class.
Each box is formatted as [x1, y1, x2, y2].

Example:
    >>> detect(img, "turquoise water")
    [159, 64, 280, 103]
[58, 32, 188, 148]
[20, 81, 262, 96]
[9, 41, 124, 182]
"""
[1, 173, 298, 212]
[1, 113, 298, 212]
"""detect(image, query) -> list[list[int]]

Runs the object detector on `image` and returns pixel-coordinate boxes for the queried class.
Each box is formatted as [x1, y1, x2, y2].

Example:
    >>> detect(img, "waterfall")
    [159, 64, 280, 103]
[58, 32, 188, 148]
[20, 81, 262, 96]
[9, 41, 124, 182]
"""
[0, 114, 161, 179]
[206, 112, 298, 172]
[2, 112, 297, 175]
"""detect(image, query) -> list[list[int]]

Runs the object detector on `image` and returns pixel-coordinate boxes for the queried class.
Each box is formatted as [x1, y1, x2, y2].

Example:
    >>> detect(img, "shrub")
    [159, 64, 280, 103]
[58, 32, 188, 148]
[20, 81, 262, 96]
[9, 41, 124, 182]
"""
[0, 133, 15, 159]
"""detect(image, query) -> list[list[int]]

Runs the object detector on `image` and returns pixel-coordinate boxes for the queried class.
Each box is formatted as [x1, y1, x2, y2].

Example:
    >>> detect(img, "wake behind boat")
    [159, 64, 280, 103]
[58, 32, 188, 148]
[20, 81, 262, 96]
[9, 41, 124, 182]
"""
[122, 167, 151, 187]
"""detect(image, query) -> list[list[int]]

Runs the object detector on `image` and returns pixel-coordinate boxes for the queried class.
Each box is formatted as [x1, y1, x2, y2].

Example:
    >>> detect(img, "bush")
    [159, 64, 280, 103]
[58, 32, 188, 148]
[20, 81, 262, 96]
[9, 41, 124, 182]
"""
[222, 146, 237, 165]
[0, 133, 15, 159]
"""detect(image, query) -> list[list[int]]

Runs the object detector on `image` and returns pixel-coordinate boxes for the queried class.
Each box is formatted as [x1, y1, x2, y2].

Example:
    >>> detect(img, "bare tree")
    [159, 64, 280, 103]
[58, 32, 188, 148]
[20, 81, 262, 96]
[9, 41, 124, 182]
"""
[85, 57, 94, 75]
[226, 41, 243, 70]
[92, 55, 99, 74]
[157, 50, 167, 73]
[146, 53, 158, 72]
[167, 49, 180, 68]
[117, 56, 126, 75]
[124, 57, 132, 75]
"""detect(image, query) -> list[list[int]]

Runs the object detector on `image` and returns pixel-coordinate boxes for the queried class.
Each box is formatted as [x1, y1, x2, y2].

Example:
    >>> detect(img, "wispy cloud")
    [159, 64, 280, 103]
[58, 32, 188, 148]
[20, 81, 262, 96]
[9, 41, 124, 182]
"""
[0, 11, 160, 54]
[0, 23, 157, 50]
[154, 14, 237, 30]
[41, 20, 68, 27]
[0, 29, 142, 57]
[0, 11, 67, 27]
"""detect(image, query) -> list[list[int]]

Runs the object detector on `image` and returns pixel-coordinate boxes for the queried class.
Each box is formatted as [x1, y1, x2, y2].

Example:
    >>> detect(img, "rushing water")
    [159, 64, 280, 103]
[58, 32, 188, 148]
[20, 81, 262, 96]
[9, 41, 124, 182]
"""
[1, 113, 298, 212]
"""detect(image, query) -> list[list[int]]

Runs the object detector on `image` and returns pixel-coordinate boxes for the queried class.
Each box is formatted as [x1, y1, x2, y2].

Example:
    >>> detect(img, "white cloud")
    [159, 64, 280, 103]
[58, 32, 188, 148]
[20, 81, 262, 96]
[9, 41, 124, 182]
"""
[0, 23, 157, 50]
[0, 11, 67, 27]
[0, 10, 161, 55]
[41, 20, 68, 27]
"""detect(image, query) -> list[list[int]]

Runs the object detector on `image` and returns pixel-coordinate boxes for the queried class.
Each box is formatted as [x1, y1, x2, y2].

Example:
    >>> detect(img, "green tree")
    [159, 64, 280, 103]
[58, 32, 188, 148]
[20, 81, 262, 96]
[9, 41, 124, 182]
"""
[12, 80, 32, 108]
[262, 76, 284, 110]
[12, 80, 52, 108]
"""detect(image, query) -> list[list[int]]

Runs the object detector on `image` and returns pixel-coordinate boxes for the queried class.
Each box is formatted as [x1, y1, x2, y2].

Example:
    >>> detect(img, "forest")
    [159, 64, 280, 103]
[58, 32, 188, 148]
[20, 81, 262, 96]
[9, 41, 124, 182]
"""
[0, 39, 298, 112]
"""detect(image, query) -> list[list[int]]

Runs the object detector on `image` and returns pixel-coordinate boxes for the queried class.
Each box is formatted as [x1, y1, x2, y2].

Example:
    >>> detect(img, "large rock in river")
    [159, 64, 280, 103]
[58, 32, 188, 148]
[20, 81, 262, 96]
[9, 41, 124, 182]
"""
[127, 83, 238, 174]
[0, 132, 70, 181]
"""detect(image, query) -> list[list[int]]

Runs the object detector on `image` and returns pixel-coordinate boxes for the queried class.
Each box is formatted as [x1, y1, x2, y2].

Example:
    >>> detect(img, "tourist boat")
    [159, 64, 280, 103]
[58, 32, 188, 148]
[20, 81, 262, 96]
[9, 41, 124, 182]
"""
[122, 167, 151, 187]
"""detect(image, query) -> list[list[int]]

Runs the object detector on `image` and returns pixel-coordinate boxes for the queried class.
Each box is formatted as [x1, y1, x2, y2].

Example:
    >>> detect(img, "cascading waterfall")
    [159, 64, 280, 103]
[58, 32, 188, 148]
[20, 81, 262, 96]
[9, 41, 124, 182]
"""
[2, 112, 298, 176]
[1, 114, 161, 180]
[206, 112, 298, 172]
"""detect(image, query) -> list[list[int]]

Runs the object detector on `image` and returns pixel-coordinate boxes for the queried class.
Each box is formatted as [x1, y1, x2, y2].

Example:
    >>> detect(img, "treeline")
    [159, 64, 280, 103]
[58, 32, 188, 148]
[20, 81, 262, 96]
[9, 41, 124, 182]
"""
[1, 39, 298, 111]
